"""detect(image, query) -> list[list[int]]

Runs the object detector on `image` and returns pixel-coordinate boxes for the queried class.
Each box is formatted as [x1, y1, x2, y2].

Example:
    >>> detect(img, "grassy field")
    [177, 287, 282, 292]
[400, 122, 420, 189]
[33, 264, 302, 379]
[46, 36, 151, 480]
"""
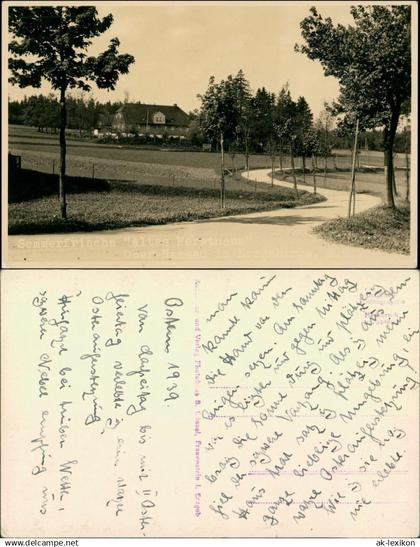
[9, 125, 275, 192]
[9, 124, 274, 172]
[274, 167, 409, 200]
[314, 204, 410, 254]
[9, 124, 410, 183]
[9, 173, 325, 234]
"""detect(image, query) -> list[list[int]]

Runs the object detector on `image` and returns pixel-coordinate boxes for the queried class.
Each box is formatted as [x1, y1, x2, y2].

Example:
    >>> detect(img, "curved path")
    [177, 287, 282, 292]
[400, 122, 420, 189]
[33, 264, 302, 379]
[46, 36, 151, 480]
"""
[6, 169, 413, 268]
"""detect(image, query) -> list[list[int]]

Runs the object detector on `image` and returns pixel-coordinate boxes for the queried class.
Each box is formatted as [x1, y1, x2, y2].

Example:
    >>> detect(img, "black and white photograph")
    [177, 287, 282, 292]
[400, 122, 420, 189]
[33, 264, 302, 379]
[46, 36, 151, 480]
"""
[3, 1, 417, 267]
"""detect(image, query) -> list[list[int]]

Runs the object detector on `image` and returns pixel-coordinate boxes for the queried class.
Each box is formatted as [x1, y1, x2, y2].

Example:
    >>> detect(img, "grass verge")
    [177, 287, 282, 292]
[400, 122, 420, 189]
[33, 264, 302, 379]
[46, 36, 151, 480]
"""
[9, 178, 325, 235]
[314, 204, 410, 254]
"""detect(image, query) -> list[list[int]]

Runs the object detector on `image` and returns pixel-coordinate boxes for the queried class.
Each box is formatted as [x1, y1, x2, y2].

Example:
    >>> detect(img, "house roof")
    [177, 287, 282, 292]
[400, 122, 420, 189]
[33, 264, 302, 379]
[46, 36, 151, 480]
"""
[116, 103, 190, 127]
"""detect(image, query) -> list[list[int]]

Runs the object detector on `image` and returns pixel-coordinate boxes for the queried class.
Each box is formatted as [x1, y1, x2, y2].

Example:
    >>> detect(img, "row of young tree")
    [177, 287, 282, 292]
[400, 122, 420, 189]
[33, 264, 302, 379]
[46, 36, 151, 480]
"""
[197, 71, 336, 200]
[197, 74, 326, 155]
[196, 70, 410, 206]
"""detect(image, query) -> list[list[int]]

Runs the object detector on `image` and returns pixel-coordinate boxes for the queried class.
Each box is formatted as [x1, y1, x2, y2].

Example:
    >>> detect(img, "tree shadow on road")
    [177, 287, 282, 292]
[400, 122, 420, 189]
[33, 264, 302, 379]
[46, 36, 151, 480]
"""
[296, 204, 338, 210]
[198, 214, 331, 226]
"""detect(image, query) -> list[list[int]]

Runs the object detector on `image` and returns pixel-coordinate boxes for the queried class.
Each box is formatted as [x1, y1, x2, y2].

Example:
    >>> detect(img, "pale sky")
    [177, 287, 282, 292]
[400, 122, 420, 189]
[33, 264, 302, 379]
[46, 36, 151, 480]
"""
[7, 1, 359, 117]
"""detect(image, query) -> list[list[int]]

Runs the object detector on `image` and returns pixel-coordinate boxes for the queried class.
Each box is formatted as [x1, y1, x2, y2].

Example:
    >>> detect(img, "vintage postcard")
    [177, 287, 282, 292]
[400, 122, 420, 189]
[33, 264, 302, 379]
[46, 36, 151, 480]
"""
[1, 269, 419, 537]
[1, 0, 419, 541]
[2, 1, 418, 268]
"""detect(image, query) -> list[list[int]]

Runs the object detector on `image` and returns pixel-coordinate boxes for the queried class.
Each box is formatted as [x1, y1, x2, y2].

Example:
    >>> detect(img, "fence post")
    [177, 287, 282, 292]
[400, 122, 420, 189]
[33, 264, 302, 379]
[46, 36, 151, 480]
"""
[92, 163, 95, 180]
[52, 160, 55, 174]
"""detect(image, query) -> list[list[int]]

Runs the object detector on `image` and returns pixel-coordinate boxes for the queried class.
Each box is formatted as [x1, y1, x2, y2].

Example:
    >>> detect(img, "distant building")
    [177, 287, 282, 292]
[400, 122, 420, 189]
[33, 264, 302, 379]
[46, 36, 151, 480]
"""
[112, 103, 191, 139]
[95, 112, 114, 135]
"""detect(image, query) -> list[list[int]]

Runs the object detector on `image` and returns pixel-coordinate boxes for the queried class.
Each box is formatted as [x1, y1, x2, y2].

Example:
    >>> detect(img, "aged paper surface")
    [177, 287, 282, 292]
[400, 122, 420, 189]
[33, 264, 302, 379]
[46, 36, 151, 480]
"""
[1, 269, 419, 537]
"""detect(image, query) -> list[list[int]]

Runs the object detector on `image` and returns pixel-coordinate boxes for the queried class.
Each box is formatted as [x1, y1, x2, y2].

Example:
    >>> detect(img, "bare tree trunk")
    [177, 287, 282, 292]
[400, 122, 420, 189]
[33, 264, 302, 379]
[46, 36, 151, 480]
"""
[384, 152, 396, 207]
[324, 119, 328, 182]
[220, 132, 225, 209]
[384, 145, 394, 208]
[279, 147, 283, 174]
[348, 119, 359, 218]
[405, 145, 410, 202]
[59, 86, 67, 219]
[302, 155, 306, 183]
[392, 167, 398, 197]
[383, 110, 399, 209]
[245, 137, 250, 178]
[271, 156, 274, 187]
[312, 154, 316, 194]
[290, 141, 298, 198]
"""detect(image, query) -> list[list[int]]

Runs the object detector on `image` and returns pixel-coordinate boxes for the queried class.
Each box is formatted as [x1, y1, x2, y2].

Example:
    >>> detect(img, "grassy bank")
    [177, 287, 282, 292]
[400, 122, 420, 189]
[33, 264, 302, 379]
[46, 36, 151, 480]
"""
[314, 205, 410, 254]
[9, 175, 325, 235]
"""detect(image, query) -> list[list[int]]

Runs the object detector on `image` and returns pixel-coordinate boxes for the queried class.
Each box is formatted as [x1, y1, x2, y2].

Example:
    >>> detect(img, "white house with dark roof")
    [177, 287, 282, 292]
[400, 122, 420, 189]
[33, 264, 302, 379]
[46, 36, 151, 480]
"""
[112, 103, 191, 138]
